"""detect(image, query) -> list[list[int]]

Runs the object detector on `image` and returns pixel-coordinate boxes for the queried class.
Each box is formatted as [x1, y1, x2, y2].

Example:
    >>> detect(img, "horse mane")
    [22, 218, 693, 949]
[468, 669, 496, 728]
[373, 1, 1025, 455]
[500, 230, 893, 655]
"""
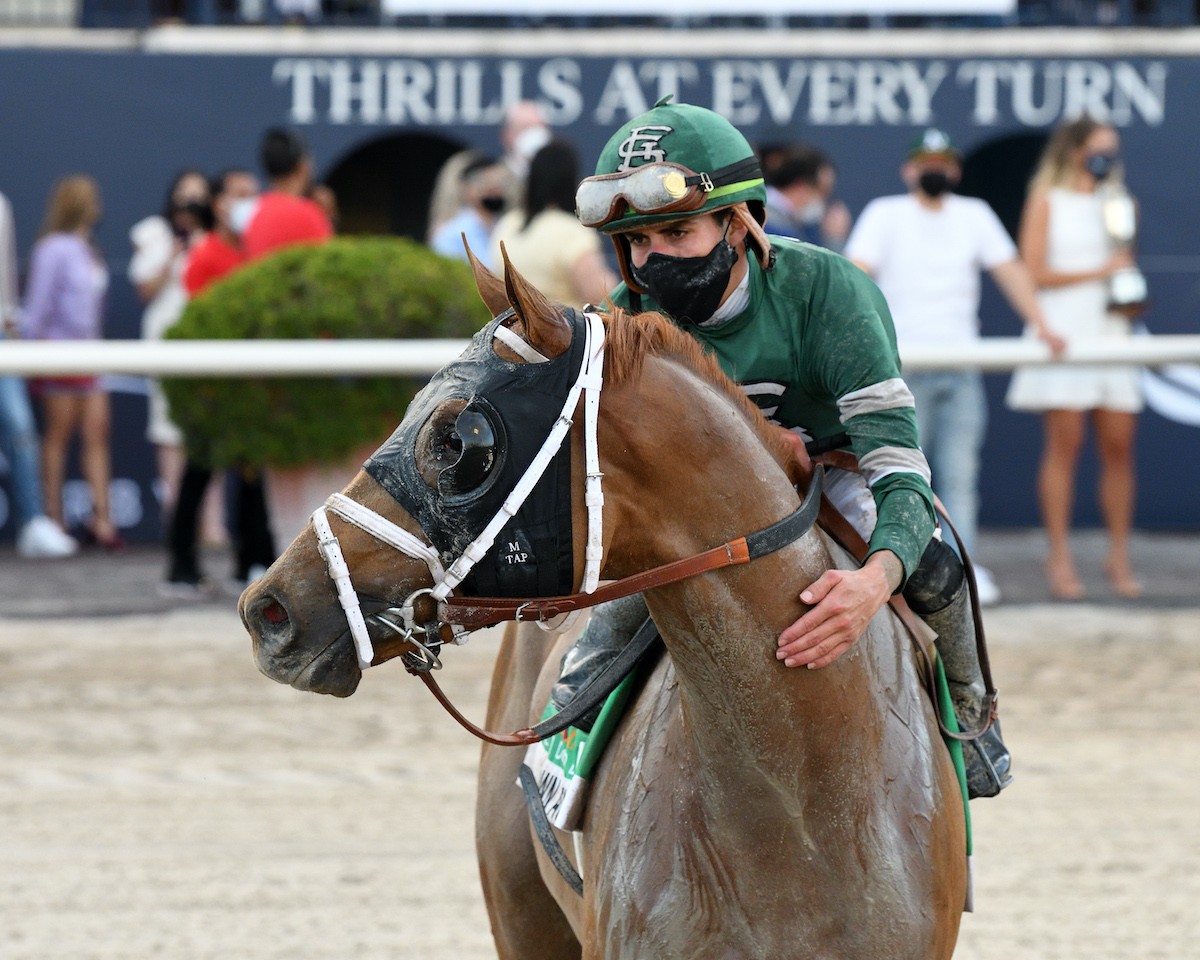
[600, 306, 794, 470]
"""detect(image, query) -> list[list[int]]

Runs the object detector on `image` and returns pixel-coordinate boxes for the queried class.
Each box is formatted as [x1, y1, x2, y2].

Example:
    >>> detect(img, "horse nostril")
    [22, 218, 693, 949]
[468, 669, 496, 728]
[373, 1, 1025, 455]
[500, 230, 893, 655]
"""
[262, 600, 289, 625]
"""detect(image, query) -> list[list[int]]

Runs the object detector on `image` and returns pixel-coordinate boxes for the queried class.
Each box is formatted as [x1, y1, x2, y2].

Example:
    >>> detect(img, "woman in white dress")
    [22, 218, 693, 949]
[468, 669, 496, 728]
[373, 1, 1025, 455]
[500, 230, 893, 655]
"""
[1007, 116, 1143, 600]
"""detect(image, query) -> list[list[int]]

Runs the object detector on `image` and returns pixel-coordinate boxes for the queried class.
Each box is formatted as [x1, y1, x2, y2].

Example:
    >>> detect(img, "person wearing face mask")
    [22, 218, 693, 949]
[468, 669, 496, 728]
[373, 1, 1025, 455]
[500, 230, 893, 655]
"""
[157, 168, 276, 598]
[558, 99, 1012, 801]
[499, 99, 553, 208]
[845, 129, 1062, 608]
[761, 143, 852, 252]
[1006, 116, 1145, 601]
[488, 138, 616, 308]
[429, 155, 509, 265]
[241, 127, 333, 262]
[130, 169, 213, 529]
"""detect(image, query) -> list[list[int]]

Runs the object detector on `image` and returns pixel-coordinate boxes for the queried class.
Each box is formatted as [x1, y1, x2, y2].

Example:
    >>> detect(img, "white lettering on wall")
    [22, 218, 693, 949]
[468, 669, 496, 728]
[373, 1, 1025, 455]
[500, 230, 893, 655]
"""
[957, 59, 1165, 126]
[539, 58, 584, 123]
[272, 57, 1167, 129]
[593, 61, 650, 124]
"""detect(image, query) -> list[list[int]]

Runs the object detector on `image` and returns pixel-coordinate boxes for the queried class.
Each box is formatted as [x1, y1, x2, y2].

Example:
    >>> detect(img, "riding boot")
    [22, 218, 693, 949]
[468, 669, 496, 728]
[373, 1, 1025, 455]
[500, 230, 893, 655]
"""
[905, 539, 1012, 799]
[550, 593, 650, 731]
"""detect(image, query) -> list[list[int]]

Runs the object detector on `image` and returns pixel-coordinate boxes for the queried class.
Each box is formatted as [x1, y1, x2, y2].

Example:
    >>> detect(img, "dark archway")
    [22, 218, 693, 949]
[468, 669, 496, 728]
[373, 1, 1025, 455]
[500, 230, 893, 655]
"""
[957, 131, 1049, 240]
[322, 131, 465, 240]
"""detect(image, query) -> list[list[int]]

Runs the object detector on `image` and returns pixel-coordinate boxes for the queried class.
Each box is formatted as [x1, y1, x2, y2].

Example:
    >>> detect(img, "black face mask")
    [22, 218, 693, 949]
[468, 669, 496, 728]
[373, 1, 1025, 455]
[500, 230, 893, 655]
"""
[480, 195, 506, 214]
[630, 230, 738, 326]
[1085, 153, 1117, 181]
[918, 171, 952, 198]
[172, 200, 212, 236]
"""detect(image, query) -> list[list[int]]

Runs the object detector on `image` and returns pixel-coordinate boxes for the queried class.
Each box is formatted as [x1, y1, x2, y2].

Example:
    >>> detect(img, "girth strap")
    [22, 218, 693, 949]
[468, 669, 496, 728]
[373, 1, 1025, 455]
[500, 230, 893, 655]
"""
[441, 466, 825, 631]
[518, 764, 584, 895]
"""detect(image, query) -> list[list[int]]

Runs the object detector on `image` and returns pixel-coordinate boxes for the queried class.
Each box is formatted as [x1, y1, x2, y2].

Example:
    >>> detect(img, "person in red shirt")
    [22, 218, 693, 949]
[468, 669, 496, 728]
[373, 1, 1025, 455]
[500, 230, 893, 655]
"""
[164, 168, 275, 597]
[241, 128, 333, 260]
[184, 168, 259, 295]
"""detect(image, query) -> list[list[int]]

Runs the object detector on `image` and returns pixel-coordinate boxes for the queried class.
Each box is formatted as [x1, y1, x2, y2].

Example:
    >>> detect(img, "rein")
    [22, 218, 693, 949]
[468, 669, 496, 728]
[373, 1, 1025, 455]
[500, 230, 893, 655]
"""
[309, 308, 824, 748]
[418, 468, 824, 747]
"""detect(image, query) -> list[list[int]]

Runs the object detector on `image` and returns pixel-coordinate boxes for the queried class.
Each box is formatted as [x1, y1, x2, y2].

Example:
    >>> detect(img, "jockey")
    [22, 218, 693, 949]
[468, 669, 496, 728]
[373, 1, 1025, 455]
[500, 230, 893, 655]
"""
[563, 97, 1011, 799]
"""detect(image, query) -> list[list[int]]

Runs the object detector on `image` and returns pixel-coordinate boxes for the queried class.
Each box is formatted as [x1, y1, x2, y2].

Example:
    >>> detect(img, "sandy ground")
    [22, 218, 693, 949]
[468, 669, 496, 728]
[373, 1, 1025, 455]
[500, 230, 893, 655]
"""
[3, 601, 1199, 959]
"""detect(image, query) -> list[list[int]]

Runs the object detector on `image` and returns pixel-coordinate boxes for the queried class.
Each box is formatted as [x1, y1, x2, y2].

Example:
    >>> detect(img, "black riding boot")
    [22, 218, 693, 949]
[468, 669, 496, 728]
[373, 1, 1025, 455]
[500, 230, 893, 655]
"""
[550, 593, 650, 731]
[905, 540, 1013, 800]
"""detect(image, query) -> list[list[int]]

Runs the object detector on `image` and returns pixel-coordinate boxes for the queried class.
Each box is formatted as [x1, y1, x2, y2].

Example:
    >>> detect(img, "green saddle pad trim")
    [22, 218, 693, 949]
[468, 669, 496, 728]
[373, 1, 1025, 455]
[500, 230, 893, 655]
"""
[934, 651, 973, 856]
[547, 669, 641, 783]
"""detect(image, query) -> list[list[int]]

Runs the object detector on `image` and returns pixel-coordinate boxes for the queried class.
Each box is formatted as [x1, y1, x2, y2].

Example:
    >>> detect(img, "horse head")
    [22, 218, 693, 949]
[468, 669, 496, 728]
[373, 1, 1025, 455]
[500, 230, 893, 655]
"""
[240, 247, 595, 695]
[240, 245, 801, 699]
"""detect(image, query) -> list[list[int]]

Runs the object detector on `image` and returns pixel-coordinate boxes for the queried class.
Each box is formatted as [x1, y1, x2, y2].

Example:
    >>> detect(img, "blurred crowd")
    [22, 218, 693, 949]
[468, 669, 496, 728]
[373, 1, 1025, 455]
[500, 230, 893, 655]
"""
[1, 126, 334, 597]
[1, 96, 1152, 605]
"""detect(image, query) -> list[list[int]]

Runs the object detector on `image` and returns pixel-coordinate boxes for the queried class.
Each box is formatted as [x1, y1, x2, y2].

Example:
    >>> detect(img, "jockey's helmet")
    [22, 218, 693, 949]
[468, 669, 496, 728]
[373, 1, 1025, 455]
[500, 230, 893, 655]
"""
[577, 98, 773, 290]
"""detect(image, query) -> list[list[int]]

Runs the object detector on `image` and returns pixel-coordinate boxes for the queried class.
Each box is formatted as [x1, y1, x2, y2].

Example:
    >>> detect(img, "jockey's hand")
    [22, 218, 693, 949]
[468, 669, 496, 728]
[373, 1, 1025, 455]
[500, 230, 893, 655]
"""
[776, 551, 902, 669]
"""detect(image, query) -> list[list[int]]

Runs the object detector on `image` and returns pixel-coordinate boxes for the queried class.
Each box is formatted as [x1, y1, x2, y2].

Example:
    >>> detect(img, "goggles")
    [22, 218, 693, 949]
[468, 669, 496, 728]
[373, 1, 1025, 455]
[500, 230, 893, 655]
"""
[576, 157, 762, 229]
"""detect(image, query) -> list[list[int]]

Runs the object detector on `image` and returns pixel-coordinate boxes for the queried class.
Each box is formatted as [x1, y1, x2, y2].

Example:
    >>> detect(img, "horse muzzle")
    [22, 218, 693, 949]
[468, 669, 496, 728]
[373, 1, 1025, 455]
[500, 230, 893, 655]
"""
[240, 584, 363, 698]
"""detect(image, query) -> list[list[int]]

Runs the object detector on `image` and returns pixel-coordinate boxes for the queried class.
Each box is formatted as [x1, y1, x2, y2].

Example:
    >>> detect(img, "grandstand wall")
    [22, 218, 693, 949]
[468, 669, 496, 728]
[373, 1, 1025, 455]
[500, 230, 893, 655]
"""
[1, 28, 1198, 541]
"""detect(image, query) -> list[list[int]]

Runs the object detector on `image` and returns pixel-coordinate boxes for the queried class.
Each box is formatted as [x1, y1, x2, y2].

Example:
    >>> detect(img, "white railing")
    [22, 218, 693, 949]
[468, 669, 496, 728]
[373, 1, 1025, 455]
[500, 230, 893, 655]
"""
[3, 335, 1200, 376]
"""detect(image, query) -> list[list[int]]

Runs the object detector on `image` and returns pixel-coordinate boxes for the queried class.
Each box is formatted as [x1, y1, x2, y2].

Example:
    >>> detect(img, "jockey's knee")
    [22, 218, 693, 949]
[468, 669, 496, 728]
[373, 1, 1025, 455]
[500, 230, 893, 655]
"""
[902, 537, 964, 615]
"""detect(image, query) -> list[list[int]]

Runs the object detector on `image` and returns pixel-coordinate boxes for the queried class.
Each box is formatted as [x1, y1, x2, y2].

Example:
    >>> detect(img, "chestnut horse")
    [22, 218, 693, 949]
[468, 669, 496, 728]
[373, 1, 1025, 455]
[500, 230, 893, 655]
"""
[240, 256, 967, 959]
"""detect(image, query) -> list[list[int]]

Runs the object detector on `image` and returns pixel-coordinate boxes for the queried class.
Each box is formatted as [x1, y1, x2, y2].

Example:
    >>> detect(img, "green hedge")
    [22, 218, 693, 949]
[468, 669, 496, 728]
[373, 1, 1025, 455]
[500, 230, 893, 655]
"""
[163, 237, 490, 468]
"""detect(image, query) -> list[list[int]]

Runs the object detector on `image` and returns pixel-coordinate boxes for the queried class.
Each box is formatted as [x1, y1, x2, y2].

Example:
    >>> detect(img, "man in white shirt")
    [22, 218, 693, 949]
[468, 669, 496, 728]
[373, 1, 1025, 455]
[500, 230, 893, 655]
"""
[845, 129, 1061, 604]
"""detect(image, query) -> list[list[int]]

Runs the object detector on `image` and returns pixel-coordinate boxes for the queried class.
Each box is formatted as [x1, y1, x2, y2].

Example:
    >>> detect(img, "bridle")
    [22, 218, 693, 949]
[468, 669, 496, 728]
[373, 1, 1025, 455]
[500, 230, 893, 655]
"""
[310, 309, 823, 745]
[312, 310, 608, 674]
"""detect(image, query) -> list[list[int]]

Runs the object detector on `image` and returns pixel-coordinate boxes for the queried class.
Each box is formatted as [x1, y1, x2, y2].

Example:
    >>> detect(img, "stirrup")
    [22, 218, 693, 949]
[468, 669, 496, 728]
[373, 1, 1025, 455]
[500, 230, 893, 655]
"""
[963, 722, 1013, 800]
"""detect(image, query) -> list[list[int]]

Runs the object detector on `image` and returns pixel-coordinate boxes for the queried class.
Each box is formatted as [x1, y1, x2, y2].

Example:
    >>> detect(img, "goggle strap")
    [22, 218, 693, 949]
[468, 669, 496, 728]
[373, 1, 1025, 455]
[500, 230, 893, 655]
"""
[704, 156, 763, 190]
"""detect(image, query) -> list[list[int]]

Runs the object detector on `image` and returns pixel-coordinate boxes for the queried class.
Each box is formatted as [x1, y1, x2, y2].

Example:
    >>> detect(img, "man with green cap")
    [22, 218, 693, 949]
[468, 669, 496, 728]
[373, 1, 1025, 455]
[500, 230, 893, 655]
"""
[557, 98, 1010, 799]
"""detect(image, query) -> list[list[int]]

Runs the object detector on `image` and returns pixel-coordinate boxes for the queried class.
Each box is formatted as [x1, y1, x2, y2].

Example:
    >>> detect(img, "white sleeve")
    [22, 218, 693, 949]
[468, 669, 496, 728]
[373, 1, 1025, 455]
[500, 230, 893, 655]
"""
[843, 199, 887, 270]
[974, 201, 1018, 269]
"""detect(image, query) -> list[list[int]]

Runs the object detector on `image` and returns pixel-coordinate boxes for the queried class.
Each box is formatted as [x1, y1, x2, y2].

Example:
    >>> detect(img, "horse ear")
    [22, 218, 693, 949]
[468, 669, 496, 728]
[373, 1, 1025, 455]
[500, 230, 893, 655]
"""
[500, 243, 573, 358]
[463, 235, 511, 317]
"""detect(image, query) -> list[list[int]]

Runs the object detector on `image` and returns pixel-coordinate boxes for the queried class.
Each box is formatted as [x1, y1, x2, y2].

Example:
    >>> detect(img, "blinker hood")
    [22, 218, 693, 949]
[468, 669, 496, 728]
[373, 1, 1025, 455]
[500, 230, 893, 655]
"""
[364, 309, 589, 599]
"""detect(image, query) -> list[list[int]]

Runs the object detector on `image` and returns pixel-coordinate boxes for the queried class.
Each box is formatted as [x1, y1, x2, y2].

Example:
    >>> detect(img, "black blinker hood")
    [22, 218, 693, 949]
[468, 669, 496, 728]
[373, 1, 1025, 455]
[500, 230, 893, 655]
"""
[363, 308, 590, 598]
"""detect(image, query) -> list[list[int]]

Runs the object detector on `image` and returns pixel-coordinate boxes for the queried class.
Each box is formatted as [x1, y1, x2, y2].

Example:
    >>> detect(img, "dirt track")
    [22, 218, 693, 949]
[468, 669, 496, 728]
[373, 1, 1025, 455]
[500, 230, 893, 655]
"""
[3, 603, 1199, 959]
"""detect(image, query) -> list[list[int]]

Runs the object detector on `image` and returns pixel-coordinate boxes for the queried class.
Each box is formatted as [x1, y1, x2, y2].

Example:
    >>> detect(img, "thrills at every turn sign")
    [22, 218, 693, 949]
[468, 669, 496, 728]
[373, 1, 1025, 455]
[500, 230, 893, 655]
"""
[271, 57, 1169, 128]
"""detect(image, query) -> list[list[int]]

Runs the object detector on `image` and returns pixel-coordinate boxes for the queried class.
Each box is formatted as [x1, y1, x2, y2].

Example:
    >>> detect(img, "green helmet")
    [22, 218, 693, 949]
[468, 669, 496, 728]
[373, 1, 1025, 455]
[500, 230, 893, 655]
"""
[589, 98, 766, 233]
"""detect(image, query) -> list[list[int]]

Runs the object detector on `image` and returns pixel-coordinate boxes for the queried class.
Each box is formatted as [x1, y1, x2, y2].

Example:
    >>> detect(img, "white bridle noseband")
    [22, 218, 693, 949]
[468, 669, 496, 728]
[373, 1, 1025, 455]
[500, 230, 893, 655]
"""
[312, 312, 607, 671]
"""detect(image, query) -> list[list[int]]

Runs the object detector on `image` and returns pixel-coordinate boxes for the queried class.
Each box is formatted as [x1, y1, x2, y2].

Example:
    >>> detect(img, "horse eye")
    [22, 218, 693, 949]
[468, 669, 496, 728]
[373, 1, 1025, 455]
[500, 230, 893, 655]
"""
[437, 408, 497, 496]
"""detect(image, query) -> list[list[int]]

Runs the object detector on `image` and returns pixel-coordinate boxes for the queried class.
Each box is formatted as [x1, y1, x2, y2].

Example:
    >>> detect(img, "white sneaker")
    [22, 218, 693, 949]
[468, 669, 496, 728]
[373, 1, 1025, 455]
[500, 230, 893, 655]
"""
[973, 565, 1001, 607]
[17, 516, 79, 559]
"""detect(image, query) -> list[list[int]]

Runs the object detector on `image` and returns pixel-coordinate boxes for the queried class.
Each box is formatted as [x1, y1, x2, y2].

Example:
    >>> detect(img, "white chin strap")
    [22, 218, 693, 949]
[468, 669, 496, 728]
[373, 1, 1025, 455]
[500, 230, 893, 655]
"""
[311, 312, 607, 671]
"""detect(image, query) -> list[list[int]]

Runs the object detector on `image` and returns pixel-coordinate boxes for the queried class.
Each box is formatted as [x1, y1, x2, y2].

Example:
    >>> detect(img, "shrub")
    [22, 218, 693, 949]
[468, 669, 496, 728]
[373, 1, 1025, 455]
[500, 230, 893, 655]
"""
[163, 236, 490, 468]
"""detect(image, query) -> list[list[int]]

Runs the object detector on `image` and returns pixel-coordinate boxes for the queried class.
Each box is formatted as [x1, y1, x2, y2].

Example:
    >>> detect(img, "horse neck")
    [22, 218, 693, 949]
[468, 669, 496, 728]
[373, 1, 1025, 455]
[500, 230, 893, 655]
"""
[601, 357, 879, 775]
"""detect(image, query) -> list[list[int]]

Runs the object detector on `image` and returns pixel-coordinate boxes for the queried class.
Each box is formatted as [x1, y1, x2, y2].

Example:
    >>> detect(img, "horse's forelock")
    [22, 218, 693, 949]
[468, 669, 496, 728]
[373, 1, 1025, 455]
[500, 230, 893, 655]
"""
[601, 309, 792, 469]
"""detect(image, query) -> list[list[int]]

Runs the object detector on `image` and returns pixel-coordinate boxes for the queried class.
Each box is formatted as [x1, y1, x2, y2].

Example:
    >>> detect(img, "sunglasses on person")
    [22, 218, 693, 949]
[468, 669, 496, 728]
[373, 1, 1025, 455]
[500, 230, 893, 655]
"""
[575, 158, 762, 229]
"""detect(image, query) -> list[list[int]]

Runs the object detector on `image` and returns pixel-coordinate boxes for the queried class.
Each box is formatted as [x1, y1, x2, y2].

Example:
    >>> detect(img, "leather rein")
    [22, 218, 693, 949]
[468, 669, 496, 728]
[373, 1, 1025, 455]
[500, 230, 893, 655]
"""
[418, 468, 824, 747]
[309, 311, 825, 748]
[311, 311, 994, 749]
